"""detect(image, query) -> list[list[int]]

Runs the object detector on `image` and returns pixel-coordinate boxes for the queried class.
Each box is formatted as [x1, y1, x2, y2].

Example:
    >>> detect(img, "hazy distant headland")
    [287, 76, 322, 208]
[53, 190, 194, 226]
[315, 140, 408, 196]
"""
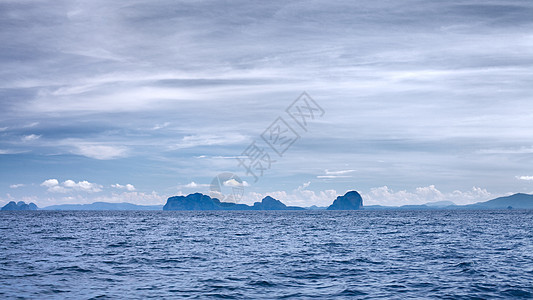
[3, 192, 533, 211]
[162, 191, 364, 211]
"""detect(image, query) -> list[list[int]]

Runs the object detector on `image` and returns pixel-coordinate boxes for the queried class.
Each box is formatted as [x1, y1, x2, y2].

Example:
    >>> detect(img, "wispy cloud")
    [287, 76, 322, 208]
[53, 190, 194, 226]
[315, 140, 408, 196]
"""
[72, 144, 128, 160]
[171, 134, 247, 149]
[21, 134, 41, 142]
[478, 147, 533, 154]
[23, 122, 39, 128]
[9, 184, 25, 189]
[516, 176, 533, 181]
[194, 155, 241, 159]
[299, 181, 311, 189]
[152, 122, 171, 130]
[317, 169, 355, 179]
[0, 149, 28, 155]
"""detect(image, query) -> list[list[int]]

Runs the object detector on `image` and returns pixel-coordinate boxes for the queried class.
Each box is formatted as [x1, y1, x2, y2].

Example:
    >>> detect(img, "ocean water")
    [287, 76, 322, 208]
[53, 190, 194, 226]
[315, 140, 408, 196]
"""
[1, 210, 532, 299]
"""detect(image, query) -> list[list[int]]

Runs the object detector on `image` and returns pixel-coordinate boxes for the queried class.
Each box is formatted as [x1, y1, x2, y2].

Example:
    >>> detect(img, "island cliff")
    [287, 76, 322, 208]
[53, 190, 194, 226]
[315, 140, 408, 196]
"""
[327, 191, 363, 210]
[252, 196, 304, 210]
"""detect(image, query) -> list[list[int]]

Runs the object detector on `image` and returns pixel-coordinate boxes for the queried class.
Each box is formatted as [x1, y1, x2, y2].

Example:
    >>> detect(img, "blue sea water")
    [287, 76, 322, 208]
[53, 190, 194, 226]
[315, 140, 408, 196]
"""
[1, 210, 532, 299]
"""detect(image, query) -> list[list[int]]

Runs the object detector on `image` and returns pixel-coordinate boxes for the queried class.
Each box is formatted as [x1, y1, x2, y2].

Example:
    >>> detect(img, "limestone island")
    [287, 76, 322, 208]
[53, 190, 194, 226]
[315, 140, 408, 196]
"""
[163, 191, 363, 211]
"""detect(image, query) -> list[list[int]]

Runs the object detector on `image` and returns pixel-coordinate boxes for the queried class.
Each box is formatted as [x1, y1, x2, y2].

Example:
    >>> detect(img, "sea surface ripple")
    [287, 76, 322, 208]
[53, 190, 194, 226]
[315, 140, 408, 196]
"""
[1, 210, 532, 299]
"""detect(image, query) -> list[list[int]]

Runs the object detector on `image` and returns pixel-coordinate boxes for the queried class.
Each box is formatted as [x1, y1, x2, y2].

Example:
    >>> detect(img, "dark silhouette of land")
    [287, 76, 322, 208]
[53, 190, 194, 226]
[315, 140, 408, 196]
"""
[327, 191, 363, 210]
[464, 193, 533, 209]
[163, 193, 306, 210]
[4, 191, 533, 211]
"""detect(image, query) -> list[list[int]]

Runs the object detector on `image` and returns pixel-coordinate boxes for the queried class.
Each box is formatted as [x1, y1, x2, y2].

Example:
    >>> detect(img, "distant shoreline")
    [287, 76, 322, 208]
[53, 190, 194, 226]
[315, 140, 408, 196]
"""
[3, 192, 533, 211]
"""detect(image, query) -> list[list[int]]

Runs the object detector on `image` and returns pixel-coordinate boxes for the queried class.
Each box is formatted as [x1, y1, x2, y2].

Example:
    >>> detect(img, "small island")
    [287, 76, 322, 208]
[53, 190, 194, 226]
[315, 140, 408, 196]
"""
[163, 193, 311, 211]
[4, 191, 533, 211]
[162, 191, 363, 211]
[327, 191, 363, 210]
[1, 201, 38, 211]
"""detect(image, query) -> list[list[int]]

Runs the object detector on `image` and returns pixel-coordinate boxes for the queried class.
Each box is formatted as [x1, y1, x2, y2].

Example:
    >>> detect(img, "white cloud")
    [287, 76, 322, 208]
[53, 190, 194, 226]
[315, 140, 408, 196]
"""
[517, 176, 533, 181]
[41, 179, 67, 193]
[111, 183, 136, 191]
[21, 134, 41, 142]
[63, 180, 103, 192]
[0, 127, 7, 132]
[362, 185, 494, 206]
[28, 191, 168, 207]
[178, 182, 211, 189]
[73, 144, 128, 160]
[41, 179, 102, 193]
[9, 184, 24, 189]
[223, 179, 249, 187]
[41, 179, 59, 188]
[243, 186, 339, 207]
[62, 180, 77, 188]
[184, 182, 199, 188]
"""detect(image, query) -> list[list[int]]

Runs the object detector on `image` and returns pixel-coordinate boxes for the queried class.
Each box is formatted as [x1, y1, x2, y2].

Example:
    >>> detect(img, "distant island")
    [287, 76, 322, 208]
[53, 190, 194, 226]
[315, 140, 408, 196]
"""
[464, 193, 533, 210]
[163, 193, 306, 210]
[3, 191, 533, 211]
[365, 193, 533, 210]
[1, 201, 38, 211]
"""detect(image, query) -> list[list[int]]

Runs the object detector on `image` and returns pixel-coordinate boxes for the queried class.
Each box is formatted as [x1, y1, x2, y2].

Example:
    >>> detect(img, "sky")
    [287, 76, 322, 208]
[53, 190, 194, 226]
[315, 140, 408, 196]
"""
[1, 0, 533, 207]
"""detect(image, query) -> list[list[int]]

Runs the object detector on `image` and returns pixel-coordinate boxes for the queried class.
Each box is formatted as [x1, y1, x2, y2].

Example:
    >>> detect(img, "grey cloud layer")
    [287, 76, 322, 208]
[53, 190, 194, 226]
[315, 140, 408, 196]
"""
[1, 0, 533, 204]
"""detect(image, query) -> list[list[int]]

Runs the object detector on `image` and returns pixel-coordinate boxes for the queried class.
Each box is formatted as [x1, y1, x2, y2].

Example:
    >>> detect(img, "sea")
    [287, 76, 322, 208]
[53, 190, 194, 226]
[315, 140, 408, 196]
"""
[1, 210, 532, 299]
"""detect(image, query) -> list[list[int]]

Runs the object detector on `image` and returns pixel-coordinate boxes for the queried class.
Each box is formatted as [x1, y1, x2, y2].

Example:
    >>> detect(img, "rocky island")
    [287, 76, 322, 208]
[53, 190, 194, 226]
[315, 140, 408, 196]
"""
[327, 191, 363, 210]
[163, 191, 361, 211]
[163, 193, 306, 211]
[1, 201, 38, 211]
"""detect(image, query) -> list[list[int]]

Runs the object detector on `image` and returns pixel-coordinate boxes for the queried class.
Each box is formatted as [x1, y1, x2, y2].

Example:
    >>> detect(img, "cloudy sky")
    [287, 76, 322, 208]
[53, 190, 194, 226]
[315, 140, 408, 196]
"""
[1, 0, 533, 207]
